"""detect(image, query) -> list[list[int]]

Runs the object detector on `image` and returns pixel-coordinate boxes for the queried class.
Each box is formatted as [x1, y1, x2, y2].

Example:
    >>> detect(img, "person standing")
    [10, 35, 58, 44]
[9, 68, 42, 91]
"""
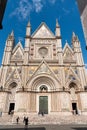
[25, 117, 28, 126]
[24, 117, 29, 126]
[16, 116, 20, 124]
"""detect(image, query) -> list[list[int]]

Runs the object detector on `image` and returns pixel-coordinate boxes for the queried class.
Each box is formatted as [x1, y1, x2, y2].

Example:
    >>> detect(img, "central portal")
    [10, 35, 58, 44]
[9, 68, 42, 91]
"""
[39, 96, 48, 114]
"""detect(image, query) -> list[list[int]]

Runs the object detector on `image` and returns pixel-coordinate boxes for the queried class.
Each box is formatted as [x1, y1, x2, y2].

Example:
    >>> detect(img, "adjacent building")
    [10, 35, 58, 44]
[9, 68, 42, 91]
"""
[77, 0, 87, 49]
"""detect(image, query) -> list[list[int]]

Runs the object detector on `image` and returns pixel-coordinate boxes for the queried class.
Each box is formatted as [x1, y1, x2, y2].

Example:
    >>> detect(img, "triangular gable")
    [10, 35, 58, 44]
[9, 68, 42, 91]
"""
[27, 60, 61, 84]
[35, 62, 50, 75]
[65, 67, 80, 84]
[31, 60, 51, 76]
[63, 43, 75, 61]
[32, 22, 55, 38]
[11, 42, 24, 60]
[5, 68, 21, 84]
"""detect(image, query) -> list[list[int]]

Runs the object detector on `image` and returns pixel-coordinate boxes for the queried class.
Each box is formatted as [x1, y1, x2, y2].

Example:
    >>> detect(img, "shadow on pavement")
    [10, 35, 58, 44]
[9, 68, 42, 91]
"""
[72, 127, 87, 130]
[0, 128, 45, 130]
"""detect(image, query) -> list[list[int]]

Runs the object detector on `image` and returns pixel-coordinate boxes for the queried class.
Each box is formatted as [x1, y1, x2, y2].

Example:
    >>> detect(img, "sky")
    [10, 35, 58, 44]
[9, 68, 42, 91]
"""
[0, 0, 87, 69]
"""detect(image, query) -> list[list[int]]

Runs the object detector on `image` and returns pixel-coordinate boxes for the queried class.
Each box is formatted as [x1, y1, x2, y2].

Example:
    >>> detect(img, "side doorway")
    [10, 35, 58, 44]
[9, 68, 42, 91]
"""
[8, 103, 15, 115]
[72, 103, 78, 114]
[8, 82, 17, 115]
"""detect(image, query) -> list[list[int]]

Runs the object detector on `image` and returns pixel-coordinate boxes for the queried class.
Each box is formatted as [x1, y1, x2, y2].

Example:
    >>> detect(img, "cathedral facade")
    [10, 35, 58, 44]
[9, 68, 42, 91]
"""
[0, 21, 87, 116]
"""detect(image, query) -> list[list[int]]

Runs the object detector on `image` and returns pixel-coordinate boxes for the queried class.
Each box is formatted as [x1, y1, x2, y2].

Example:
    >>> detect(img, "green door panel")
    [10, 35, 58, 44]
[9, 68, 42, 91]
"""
[39, 96, 48, 114]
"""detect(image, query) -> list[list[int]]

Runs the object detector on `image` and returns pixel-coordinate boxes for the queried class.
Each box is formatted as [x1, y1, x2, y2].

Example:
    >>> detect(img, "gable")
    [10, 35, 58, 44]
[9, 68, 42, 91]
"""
[32, 23, 55, 38]
[11, 43, 24, 61]
[34, 62, 51, 75]
[5, 68, 21, 84]
[64, 47, 73, 59]
[63, 44, 75, 62]
[65, 67, 80, 84]
[27, 60, 61, 85]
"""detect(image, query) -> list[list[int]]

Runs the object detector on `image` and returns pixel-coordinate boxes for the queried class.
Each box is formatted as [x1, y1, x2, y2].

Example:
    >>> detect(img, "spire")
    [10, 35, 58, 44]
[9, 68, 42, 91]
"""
[7, 30, 14, 40]
[56, 19, 60, 28]
[72, 32, 79, 42]
[72, 32, 80, 50]
[27, 21, 31, 27]
[55, 19, 61, 37]
[26, 21, 31, 36]
[10, 30, 14, 37]
[72, 32, 76, 37]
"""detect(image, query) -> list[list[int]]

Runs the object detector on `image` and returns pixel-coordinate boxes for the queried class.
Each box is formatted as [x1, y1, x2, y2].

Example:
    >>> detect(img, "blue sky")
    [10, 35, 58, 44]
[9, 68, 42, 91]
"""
[0, 0, 87, 68]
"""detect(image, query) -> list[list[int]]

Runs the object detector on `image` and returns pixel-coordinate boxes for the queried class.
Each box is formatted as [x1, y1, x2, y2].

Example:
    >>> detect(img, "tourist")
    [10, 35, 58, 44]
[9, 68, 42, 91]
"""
[23, 117, 29, 126]
[16, 116, 20, 124]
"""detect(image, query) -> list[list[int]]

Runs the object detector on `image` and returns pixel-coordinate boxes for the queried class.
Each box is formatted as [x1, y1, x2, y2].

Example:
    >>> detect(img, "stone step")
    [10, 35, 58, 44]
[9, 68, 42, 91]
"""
[0, 115, 87, 125]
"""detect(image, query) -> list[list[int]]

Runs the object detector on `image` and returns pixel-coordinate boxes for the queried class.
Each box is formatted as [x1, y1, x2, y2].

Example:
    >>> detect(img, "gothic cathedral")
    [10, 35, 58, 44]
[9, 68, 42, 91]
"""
[0, 20, 87, 116]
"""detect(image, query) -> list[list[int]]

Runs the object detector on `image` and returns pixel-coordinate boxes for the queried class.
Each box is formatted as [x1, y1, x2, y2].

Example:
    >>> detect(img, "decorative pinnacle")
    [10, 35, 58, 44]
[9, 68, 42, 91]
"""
[72, 32, 76, 37]
[27, 21, 31, 27]
[72, 32, 79, 43]
[56, 19, 59, 27]
[10, 30, 14, 37]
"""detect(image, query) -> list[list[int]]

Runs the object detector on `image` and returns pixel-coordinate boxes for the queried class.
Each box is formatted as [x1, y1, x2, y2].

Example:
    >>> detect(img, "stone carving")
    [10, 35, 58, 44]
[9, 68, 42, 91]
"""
[33, 24, 54, 38]
[61, 93, 69, 110]
[6, 67, 13, 80]
[14, 51, 22, 59]
[36, 63, 50, 75]
[70, 87, 76, 100]
[64, 48, 73, 61]
[53, 69, 59, 74]
[38, 47, 48, 57]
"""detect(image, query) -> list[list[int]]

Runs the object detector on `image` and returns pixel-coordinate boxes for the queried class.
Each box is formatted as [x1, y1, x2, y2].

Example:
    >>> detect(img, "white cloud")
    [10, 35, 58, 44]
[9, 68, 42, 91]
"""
[32, 0, 43, 13]
[10, 0, 33, 20]
[10, 0, 64, 20]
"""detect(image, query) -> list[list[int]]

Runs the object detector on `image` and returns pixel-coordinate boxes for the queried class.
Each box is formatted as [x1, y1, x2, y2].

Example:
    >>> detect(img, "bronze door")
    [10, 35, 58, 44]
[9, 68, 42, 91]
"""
[39, 96, 48, 114]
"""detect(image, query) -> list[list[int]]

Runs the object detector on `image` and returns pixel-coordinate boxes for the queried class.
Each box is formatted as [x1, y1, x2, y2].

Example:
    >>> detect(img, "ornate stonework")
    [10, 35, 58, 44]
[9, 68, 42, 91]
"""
[0, 22, 87, 116]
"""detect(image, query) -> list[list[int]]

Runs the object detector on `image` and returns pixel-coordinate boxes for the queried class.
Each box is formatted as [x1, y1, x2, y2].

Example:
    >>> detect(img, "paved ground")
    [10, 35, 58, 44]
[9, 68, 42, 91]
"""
[1, 114, 87, 125]
[0, 124, 87, 130]
[0, 114, 87, 130]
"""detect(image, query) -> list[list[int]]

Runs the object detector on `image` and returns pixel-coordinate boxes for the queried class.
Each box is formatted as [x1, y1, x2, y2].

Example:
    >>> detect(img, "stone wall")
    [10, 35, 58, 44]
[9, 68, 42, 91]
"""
[77, 0, 87, 45]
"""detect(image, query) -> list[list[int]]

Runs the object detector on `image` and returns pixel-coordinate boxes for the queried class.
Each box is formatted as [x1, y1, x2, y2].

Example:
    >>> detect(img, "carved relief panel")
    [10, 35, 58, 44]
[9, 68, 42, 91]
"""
[33, 43, 53, 59]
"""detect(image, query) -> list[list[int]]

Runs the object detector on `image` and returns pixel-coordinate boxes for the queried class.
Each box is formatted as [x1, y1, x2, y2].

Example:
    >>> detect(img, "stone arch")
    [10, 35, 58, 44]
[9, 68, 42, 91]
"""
[69, 82, 78, 90]
[8, 82, 17, 100]
[69, 82, 77, 101]
[27, 74, 58, 91]
[66, 79, 81, 90]
[9, 82, 17, 89]
[5, 79, 21, 90]
[7, 81, 18, 114]
[39, 85, 48, 92]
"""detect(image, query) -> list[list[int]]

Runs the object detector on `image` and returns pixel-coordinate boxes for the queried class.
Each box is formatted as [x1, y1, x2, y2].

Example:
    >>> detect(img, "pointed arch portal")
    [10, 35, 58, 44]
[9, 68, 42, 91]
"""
[8, 82, 17, 114]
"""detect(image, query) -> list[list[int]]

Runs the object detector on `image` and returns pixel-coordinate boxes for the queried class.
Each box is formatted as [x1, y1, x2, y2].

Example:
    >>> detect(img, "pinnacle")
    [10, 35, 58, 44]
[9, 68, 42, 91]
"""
[10, 30, 14, 37]
[72, 32, 76, 37]
[56, 19, 59, 27]
[27, 21, 31, 27]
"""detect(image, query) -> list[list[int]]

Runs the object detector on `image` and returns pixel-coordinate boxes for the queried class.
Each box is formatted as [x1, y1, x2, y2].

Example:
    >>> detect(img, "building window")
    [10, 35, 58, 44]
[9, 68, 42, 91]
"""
[38, 47, 48, 57]
[39, 85, 48, 92]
